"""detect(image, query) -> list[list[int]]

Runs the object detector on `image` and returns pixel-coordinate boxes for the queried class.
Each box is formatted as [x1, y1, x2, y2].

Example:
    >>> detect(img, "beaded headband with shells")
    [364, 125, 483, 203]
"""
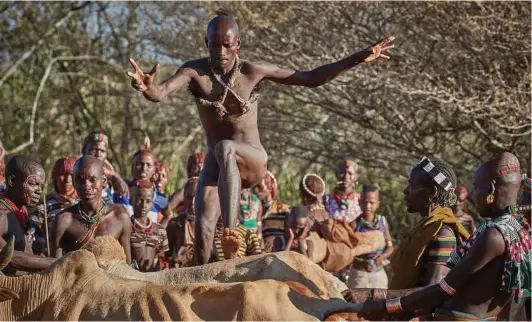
[301, 173, 326, 198]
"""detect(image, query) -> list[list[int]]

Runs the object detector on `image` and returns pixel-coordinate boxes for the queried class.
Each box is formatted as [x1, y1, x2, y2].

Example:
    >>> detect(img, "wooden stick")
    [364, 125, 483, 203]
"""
[42, 192, 50, 257]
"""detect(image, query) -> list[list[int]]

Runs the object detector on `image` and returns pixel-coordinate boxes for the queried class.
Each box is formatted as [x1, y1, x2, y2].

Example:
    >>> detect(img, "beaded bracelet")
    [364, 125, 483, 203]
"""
[439, 279, 456, 296]
[385, 297, 403, 314]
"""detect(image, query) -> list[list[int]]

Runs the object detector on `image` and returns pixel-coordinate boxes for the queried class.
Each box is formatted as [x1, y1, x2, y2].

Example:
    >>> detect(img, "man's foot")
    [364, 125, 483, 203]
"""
[221, 228, 241, 260]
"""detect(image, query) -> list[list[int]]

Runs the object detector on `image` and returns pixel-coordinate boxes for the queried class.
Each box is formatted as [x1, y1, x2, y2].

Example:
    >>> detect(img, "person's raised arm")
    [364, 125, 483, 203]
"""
[254, 37, 394, 88]
[127, 58, 194, 102]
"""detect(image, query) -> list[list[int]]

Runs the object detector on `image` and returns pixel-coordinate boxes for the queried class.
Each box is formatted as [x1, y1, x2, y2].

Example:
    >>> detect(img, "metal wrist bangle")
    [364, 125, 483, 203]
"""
[385, 297, 403, 314]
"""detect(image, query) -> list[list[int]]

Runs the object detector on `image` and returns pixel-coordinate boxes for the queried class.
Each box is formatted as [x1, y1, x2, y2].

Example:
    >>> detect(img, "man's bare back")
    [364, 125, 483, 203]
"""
[128, 11, 394, 264]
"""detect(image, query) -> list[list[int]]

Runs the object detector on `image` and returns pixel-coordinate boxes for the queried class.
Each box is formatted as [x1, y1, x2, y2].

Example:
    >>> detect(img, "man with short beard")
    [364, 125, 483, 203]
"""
[51, 155, 132, 264]
[0, 155, 55, 275]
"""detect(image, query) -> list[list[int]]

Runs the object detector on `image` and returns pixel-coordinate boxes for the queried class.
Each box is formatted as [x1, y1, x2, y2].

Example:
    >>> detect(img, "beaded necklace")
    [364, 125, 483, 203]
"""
[77, 200, 107, 227]
[75, 200, 107, 245]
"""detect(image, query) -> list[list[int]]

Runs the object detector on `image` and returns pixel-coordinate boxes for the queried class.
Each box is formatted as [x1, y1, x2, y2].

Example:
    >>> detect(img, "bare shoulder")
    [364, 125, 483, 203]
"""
[55, 206, 75, 221]
[245, 60, 279, 74]
[180, 58, 209, 75]
[479, 227, 506, 255]
[108, 204, 130, 219]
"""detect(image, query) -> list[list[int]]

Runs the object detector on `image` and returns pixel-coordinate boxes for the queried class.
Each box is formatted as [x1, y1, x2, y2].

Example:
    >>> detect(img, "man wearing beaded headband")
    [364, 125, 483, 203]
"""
[325, 159, 362, 225]
[51, 156, 132, 264]
[130, 178, 169, 272]
[390, 156, 469, 289]
[360, 152, 531, 321]
[0, 155, 55, 274]
[128, 10, 394, 265]
[82, 131, 129, 203]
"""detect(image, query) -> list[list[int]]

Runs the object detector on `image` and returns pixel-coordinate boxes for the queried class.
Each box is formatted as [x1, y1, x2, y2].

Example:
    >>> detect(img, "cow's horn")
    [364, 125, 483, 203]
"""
[0, 236, 15, 271]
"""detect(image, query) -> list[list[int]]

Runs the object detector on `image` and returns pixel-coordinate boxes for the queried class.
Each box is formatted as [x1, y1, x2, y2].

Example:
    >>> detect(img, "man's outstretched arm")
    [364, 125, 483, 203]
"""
[127, 58, 194, 102]
[361, 227, 506, 318]
[255, 37, 394, 87]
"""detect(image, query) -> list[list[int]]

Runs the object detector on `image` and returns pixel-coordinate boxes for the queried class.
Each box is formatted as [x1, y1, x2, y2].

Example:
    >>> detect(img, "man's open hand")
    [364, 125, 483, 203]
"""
[363, 36, 395, 62]
[127, 58, 159, 92]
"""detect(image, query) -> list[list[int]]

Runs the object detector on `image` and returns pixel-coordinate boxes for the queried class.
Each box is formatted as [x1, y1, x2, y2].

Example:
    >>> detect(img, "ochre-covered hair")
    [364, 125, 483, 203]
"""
[130, 178, 154, 191]
[155, 160, 169, 174]
[454, 184, 468, 198]
[52, 155, 78, 193]
[486, 152, 521, 184]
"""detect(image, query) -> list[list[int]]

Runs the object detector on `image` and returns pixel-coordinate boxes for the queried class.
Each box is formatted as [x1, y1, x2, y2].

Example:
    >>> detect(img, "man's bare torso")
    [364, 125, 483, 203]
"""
[57, 204, 127, 253]
[186, 58, 263, 152]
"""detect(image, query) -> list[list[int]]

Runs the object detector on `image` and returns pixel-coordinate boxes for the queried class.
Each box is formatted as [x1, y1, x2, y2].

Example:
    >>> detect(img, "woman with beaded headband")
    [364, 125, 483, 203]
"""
[81, 131, 129, 203]
[128, 9, 394, 265]
[324, 159, 362, 225]
[360, 152, 531, 322]
[252, 170, 291, 252]
[389, 157, 469, 290]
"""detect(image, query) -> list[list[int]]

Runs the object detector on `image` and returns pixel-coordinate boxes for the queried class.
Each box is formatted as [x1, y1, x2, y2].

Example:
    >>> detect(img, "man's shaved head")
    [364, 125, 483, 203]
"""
[207, 10, 240, 38]
[473, 152, 522, 216]
[74, 155, 104, 177]
[73, 155, 106, 202]
[205, 10, 241, 71]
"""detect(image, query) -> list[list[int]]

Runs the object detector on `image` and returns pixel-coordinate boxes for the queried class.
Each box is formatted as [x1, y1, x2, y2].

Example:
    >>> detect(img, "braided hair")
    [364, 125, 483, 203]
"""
[414, 158, 458, 208]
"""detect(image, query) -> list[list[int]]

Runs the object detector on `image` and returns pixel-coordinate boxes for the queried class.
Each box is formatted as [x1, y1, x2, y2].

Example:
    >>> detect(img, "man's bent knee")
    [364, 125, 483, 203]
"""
[214, 140, 235, 163]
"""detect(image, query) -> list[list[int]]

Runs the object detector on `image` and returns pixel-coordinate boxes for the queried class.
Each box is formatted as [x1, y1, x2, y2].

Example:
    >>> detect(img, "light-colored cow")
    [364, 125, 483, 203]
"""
[0, 237, 363, 321]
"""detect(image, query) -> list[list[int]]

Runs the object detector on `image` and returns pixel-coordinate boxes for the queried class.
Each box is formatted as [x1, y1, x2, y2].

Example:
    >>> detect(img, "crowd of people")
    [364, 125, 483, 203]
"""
[0, 9, 530, 321]
[0, 132, 530, 320]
